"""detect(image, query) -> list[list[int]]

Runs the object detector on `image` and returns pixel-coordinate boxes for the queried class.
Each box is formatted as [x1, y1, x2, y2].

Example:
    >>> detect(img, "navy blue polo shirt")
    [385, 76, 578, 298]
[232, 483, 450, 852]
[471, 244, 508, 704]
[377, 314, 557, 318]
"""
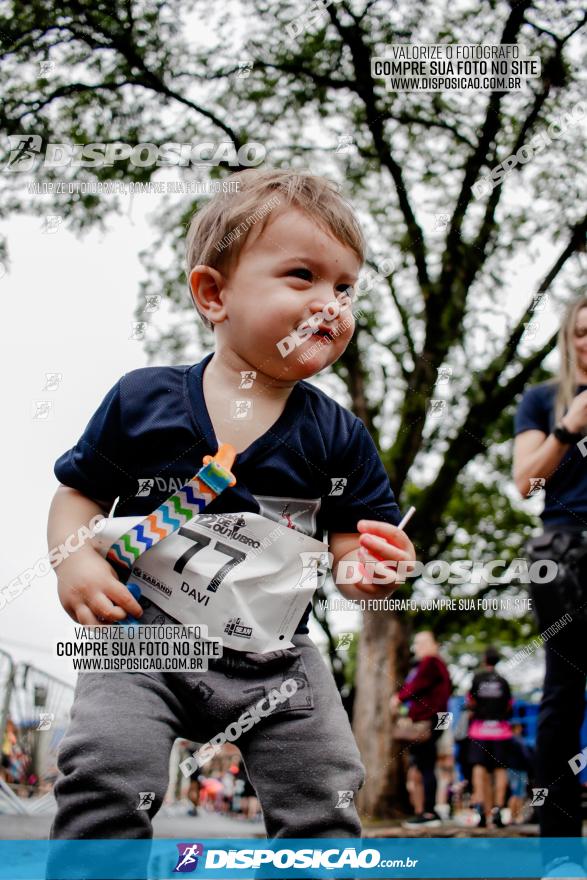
[514, 381, 587, 529]
[54, 352, 402, 632]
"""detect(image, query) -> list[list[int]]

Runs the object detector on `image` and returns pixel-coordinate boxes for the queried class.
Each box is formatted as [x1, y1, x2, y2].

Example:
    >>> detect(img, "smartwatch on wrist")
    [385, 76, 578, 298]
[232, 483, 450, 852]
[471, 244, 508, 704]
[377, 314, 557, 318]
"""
[553, 422, 583, 444]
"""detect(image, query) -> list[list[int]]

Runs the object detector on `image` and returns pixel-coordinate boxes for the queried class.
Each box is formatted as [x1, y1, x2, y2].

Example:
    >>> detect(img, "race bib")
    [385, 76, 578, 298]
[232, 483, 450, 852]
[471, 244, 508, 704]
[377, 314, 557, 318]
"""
[92, 511, 331, 653]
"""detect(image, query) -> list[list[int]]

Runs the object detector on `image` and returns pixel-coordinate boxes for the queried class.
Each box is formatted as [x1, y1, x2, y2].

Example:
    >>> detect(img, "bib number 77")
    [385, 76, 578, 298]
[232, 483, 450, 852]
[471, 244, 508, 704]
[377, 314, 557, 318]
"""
[173, 526, 246, 593]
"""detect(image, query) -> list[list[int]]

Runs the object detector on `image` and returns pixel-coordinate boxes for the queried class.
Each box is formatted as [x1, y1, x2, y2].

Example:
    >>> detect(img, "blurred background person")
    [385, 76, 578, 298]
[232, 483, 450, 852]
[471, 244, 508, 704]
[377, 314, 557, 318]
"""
[466, 647, 514, 829]
[507, 721, 535, 825]
[514, 295, 587, 874]
[391, 630, 452, 827]
[434, 721, 456, 822]
[235, 760, 261, 821]
[186, 770, 200, 817]
[220, 765, 236, 814]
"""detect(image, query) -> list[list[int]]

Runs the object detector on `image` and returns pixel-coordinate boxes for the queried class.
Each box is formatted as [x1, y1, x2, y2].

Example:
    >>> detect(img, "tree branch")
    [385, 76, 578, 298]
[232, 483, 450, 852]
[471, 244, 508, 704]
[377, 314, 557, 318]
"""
[325, 5, 432, 296]
[386, 275, 417, 369]
[411, 215, 587, 546]
[432, 0, 534, 343]
[465, 18, 586, 284]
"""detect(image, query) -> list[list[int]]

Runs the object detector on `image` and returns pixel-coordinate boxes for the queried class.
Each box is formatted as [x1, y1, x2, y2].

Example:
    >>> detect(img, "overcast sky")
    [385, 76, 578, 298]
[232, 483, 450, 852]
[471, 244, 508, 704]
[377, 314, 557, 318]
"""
[0, 207, 159, 684]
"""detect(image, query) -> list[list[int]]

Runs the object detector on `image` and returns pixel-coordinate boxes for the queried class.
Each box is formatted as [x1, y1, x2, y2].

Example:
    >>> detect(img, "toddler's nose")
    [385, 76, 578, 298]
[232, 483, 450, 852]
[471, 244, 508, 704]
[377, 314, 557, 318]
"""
[308, 292, 345, 323]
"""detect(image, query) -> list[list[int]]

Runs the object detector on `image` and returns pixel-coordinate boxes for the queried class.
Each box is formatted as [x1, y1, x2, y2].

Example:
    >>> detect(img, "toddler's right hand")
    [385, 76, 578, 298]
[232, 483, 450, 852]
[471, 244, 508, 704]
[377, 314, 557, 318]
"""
[56, 545, 144, 625]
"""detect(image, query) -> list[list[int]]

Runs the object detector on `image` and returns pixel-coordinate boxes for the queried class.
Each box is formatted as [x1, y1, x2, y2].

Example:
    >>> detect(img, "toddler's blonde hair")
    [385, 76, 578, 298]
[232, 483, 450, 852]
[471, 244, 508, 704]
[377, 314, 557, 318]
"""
[185, 168, 366, 330]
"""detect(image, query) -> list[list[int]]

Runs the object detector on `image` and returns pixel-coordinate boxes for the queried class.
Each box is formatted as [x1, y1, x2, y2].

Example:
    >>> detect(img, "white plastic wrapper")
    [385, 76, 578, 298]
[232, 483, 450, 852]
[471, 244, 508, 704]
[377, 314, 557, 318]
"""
[92, 511, 331, 653]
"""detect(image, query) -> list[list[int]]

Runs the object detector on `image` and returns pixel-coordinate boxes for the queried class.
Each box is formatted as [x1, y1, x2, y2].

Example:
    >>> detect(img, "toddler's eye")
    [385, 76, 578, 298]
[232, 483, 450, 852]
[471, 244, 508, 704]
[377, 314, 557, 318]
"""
[337, 283, 355, 298]
[288, 267, 313, 281]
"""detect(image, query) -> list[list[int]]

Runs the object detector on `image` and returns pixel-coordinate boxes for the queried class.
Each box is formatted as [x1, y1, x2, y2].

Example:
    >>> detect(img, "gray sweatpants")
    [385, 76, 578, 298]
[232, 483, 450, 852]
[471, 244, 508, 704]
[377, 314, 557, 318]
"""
[49, 633, 365, 842]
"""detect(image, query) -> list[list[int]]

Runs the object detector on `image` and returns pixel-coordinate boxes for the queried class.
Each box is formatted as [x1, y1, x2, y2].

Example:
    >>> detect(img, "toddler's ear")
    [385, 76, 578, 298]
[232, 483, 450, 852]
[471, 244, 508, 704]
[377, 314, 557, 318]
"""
[189, 265, 226, 326]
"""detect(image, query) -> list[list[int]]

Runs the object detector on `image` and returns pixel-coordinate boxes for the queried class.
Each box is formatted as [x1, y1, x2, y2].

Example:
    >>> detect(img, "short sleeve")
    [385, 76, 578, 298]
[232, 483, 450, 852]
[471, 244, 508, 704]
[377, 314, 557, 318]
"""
[514, 385, 552, 436]
[54, 378, 133, 507]
[321, 418, 401, 533]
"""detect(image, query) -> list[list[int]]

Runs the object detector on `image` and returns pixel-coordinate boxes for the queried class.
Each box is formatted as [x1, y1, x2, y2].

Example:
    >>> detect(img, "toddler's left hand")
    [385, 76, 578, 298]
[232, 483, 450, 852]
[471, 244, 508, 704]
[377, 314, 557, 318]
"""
[355, 519, 417, 595]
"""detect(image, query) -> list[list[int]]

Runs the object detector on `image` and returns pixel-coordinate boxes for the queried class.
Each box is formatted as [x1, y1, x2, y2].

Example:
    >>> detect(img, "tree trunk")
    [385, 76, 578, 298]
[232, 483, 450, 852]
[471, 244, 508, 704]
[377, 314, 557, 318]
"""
[353, 609, 412, 820]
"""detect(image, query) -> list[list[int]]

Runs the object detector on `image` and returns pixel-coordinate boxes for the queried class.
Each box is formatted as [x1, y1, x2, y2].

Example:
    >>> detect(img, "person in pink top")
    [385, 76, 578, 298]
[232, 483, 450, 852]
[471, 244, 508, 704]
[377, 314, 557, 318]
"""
[465, 647, 514, 829]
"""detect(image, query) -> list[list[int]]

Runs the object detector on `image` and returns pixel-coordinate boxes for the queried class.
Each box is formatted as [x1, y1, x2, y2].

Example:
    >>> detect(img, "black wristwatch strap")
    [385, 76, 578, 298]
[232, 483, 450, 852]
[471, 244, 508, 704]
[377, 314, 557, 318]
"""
[553, 423, 583, 444]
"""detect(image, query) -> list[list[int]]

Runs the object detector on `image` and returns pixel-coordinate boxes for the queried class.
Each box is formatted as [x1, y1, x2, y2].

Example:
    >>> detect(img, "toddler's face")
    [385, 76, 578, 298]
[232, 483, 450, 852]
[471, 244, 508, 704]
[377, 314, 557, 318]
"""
[216, 208, 360, 381]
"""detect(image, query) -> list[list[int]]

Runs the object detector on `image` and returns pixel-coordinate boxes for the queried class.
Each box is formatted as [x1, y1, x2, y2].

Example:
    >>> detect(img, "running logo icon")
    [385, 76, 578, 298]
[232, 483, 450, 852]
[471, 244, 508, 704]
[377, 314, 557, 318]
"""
[335, 790, 354, 808]
[136, 791, 155, 811]
[434, 711, 453, 730]
[37, 712, 54, 730]
[173, 843, 204, 873]
[530, 788, 548, 806]
[293, 551, 333, 590]
[329, 477, 347, 496]
[527, 477, 545, 496]
[5, 134, 43, 171]
[336, 632, 354, 651]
